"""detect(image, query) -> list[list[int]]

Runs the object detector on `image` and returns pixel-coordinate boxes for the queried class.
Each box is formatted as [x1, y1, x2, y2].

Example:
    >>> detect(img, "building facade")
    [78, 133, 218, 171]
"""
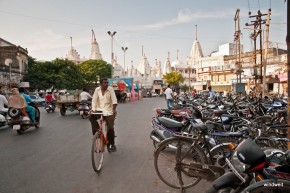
[0, 38, 28, 88]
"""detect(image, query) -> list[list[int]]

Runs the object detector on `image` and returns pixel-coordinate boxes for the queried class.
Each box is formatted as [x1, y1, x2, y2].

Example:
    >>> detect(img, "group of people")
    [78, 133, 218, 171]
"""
[0, 78, 119, 152]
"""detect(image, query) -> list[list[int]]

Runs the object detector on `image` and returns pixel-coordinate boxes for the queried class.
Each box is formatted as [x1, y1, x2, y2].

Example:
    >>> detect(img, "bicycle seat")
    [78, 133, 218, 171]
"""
[158, 117, 183, 128]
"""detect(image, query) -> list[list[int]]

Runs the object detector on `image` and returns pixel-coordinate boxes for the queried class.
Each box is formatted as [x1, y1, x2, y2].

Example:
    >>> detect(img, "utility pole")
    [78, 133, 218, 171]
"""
[286, 0, 290, 149]
[262, 9, 271, 97]
[246, 10, 267, 93]
[234, 9, 242, 83]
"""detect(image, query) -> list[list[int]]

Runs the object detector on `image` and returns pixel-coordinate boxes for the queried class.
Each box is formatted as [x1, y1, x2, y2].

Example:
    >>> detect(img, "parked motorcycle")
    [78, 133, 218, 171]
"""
[45, 101, 56, 113]
[8, 103, 40, 135]
[78, 100, 91, 119]
[150, 105, 203, 147]
[205, 138, 290, 193]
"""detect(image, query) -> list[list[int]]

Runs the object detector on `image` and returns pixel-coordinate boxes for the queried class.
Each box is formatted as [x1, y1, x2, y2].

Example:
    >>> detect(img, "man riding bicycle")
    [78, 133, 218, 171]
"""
[89, 78, 118, 152]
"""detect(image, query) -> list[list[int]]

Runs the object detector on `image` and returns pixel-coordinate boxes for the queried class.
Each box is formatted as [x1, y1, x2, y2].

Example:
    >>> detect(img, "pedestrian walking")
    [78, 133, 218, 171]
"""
[164, 85, 173, 108]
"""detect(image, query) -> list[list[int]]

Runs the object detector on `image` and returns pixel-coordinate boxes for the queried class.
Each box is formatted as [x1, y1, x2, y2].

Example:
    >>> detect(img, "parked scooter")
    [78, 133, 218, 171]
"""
[45, 101, 56, 113]
[78, 100, 91, 119]
[8, 103, 40, 135]
[0, 111, 11, 128]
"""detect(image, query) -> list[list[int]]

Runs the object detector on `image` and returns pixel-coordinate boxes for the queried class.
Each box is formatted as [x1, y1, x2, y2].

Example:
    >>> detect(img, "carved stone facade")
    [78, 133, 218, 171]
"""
[0, 38, 28, 87]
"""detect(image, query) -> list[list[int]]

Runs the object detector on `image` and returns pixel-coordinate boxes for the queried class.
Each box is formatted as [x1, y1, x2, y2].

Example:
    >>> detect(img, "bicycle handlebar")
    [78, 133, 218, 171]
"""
[90, 111, 104, 115]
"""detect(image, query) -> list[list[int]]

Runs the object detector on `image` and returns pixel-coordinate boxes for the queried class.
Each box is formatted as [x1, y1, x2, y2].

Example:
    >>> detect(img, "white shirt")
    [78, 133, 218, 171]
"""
[92, 86, 118, 116]
[0, 94, 8, 112]
[79, 91, 92, 101]
[164, 88, 173, 99]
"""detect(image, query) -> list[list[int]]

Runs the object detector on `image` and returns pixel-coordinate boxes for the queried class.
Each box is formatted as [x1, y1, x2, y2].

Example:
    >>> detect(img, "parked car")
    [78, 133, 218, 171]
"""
[29, 94, 46, 107]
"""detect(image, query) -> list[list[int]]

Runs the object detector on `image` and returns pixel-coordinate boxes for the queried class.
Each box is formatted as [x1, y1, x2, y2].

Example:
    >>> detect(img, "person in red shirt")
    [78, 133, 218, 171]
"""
[45, 92, 56, 109]
[191, 88, 196, 97]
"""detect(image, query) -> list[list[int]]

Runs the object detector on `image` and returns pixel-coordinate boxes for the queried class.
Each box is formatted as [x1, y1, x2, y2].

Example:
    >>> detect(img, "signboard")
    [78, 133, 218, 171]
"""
[278, 73, 287, 82]
[153, 80, 163, 85]
[20, 82, 30, 88]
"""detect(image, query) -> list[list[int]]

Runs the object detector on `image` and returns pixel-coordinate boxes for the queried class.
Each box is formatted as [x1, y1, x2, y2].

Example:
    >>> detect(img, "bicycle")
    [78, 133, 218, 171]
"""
[91, 111, 111, 173]
[153, 124, 232, 190]
[153, 118, 262, 191]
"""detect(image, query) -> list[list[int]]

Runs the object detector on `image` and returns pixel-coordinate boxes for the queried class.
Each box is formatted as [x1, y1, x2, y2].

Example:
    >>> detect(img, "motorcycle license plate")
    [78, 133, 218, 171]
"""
[13, 125, 21, 130]
[79, 111, 83, 115]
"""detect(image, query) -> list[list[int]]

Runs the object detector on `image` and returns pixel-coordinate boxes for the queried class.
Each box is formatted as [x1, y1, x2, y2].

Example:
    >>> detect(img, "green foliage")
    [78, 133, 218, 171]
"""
[163, 71, 185, 86]
[77, 59, 112, 85]
[23, 58, 84, 90]
[22, 58, 112, 91]
[180, 84, 189, 92]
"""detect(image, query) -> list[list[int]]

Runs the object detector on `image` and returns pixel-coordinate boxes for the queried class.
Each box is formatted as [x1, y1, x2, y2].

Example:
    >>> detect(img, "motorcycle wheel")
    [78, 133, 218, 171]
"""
[81, 112, 90, 119]
[60, 106, 66, 116]
[34, 122, 40, 128]
[16, 129, 24, 135]
[206, 186, 232, 193]
[46, 109, 50, 113]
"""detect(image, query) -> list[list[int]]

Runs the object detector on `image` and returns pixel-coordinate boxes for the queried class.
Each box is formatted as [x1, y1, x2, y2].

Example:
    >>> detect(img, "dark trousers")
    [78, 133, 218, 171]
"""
[89, 114, 116, 145]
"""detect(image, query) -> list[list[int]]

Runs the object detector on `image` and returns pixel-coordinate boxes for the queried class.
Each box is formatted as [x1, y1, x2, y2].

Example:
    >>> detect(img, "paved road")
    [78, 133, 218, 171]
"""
[0, 97, 210, 193]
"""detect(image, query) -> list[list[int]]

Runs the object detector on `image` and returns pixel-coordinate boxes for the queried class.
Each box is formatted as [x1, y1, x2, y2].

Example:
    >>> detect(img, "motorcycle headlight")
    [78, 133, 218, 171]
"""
[232, 150, 246, 173]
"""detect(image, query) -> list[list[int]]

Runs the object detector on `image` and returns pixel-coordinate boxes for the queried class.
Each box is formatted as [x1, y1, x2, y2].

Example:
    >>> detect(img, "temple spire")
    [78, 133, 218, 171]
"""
[70, 37, 72, 49]
[90, 29, 102, 60]
[195, 24, 197, 40]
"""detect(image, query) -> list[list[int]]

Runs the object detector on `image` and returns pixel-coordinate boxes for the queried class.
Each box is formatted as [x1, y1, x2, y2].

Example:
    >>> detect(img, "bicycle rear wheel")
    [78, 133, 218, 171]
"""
[91, 131, 104, 172]
[154, 137, 207, 189]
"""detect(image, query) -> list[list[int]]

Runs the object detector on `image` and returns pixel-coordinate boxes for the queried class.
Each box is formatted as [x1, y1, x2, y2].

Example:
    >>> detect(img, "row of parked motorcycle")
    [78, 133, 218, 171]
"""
[150, 92, 290, 192]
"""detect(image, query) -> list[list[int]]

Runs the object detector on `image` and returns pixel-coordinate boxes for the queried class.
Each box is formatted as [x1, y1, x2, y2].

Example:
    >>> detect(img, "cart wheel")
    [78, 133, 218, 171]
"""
[60, 106, 66, 116]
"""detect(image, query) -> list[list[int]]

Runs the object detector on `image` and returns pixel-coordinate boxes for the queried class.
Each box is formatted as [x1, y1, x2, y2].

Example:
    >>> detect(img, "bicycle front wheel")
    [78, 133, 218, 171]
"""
[154, 137, 207, 189]
[91, 131, 104, 172]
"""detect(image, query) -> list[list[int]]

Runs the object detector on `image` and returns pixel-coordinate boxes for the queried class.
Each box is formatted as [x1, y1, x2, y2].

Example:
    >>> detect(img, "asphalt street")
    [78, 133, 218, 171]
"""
[0, 97, 210, 193]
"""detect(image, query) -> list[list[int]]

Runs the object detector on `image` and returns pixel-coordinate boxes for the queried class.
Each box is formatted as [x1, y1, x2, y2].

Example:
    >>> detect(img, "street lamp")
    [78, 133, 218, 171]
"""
[121, 47, 128, 74]
[107, 31, 117, 65]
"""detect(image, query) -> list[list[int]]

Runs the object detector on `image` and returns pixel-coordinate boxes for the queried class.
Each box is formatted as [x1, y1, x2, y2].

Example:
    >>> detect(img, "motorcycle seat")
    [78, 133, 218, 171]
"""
[159, 109, 172, 115]
[158, 117, 183, 128]
[213, 110, 228, 116]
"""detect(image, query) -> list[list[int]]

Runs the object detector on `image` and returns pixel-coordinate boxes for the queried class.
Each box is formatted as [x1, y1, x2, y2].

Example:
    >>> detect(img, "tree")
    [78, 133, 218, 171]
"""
[77, 59, 112, 85]
[163, 71, 185, 86]
[23, 58, 84, 90]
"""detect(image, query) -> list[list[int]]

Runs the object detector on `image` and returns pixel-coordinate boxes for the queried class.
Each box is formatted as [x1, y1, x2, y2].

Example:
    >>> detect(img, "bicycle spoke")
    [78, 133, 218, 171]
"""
[154, 137, 206, 189]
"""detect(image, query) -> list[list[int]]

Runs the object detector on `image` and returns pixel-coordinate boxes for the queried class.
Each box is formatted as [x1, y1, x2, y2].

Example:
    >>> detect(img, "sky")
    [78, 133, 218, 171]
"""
[0, 0, 287, 69]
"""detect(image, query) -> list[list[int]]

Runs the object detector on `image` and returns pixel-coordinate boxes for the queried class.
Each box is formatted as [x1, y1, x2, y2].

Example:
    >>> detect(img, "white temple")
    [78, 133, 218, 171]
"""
[66, 30, 102, 63]
[89, 30, 102, 60]
[66, 37, 81, 64]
